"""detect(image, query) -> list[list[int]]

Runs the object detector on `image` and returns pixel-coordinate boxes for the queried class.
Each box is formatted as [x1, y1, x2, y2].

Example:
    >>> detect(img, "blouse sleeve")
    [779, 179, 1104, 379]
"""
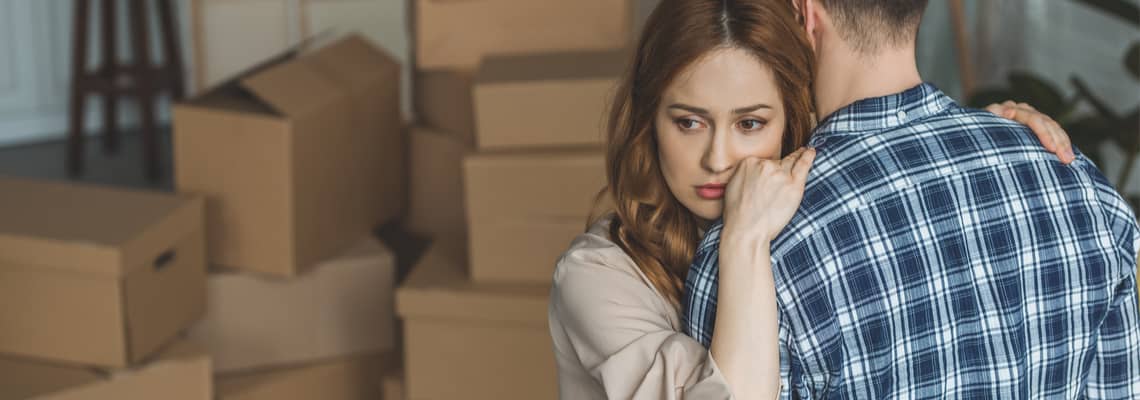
[548, 246, 734, 399]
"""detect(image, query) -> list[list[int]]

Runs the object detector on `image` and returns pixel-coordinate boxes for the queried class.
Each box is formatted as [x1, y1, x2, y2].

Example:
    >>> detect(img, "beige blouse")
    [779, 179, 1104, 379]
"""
[548, 218, 734, 399]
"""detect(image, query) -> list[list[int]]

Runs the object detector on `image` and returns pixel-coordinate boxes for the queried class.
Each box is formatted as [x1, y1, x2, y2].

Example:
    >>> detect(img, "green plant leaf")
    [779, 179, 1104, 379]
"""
[1009, 71, 1070, 117]
[966, 88, 1017, 109]
[1127, 42, 1140, 81]
[1072, 0, 1140, 27]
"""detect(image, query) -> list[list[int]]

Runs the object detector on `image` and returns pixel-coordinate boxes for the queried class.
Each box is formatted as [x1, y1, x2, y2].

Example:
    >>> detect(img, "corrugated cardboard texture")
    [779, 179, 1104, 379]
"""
[469, 218, 585, 284]
[0, 178, 206, 368]
[414, 69, 476, 146]
[187, 237, 397, 373]
[174, 35, 403, 276]
[0, 340, 211, 400]
[407, 126, 468, 238]
[216, 353, 399, 400]
[473, 50, 627, 149]
[380, 372, 403, 400]
[416, 0, 633, 69]
[0, 357, 102, 400]
[463, 149, 605, 283]
[464, 149, 605, 220]
[395, 240, 553, 399]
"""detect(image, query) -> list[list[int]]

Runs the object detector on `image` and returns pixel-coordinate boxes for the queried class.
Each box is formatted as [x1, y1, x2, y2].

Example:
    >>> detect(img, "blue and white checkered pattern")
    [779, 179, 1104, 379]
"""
[682, 83, 1140, 399]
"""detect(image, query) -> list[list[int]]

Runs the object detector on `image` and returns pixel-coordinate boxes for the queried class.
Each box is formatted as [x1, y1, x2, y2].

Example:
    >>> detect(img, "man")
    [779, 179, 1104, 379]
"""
[682, 0, 1140, 398]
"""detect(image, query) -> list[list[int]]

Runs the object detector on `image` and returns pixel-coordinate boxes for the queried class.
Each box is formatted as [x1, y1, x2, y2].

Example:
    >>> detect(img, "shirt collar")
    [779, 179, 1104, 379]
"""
[809, 83, 956, 147]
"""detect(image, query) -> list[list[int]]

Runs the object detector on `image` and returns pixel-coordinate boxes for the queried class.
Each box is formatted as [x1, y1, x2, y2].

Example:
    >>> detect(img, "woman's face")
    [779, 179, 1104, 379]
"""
[655, 47, 787, 221]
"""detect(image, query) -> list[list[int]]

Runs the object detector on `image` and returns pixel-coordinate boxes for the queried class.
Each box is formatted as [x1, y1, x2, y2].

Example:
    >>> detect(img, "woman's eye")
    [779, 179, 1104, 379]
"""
[739, 119, 766, 131]
[676, 118, 703, 131]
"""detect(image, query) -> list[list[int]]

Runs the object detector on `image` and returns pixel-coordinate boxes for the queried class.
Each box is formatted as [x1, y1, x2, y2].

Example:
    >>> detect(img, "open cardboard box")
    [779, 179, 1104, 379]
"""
[174, 34, 405, 277]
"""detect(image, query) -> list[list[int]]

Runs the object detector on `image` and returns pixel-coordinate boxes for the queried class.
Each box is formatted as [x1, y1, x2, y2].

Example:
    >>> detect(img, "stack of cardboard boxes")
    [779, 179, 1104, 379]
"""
[398, 0, 634, 398]
[2, 2, 639, 397]
[0, 33, 409, 400]
[172, 34, 406, 400]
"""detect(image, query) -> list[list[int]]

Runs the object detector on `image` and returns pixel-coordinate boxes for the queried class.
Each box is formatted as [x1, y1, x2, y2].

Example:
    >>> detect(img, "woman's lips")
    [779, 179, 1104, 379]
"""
[695, 184, 726, 200]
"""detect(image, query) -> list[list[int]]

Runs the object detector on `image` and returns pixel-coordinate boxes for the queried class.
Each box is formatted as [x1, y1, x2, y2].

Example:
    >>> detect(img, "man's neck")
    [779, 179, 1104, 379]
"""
[813, 44, 923, 121]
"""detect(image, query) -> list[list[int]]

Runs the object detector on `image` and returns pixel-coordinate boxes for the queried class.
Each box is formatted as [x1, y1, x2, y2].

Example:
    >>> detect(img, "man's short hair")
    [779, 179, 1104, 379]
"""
[818, 0, 929, 53]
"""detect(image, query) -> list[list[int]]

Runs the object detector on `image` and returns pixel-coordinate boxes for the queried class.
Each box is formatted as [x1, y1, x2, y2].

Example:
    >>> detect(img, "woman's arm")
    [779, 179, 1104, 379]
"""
[550, 244, 733, 399]
[712, 147, 816, 400]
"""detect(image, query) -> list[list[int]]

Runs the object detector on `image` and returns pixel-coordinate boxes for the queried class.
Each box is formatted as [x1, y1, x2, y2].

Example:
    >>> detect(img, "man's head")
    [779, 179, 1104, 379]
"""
[795, 0, 929, 119]
[797, 0, 929, 54]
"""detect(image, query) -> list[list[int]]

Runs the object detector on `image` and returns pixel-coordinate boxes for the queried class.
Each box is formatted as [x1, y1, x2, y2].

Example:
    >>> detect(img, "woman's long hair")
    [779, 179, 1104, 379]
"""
[599, 0, 816, 308]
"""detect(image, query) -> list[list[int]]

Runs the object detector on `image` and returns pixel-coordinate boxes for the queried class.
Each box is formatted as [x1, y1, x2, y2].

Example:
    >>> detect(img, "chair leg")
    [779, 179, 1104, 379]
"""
[68, 0, 91, 178]
[102, 0, 119, 154]
[128, 0, 160, 181]
[157, 0, 185, 100]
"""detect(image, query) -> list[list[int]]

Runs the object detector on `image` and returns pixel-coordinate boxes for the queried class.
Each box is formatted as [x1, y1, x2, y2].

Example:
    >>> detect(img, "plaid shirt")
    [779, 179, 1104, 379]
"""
[682, 83, 1140, 399]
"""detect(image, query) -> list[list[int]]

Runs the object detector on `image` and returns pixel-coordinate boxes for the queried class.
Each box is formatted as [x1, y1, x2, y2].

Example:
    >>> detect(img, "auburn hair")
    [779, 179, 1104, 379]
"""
[598, 0, 816, 308]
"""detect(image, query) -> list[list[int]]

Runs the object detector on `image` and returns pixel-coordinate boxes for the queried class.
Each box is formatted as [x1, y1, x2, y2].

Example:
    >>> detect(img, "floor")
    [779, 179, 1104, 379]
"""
[0, 129, 175, 192]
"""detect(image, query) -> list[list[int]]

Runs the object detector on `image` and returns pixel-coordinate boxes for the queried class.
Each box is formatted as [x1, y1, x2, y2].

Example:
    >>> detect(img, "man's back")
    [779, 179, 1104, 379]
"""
[683, 83, 1140, 399]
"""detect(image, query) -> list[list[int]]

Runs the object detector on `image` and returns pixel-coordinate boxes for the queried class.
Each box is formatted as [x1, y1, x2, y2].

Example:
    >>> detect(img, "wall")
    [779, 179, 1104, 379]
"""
[0, 0, 194, 147]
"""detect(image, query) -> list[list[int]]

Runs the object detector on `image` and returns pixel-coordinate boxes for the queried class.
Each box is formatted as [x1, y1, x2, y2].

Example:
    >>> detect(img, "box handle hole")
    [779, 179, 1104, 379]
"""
[153, 249, 177, 271]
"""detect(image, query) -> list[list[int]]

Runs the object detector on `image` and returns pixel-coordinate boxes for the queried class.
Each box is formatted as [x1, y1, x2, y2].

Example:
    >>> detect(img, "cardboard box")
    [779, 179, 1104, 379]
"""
[0, 177, 206, 368]
[216, 353, 398, 400]
[187, 237, 397, 373]
[174, 34, 404, 277]
[473, 50, 626, 150]
[406, 126, 469, 238]
[396, 240, 554, 400]
[415, 0, 633, 69]
[464, 149, 605, 283]
[414, 69, 476, 146]
[0, 340, 212, 400]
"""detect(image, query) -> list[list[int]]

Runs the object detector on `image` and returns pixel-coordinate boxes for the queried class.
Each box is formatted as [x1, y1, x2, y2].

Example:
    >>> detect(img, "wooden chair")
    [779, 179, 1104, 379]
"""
[69, 0, 185, 181]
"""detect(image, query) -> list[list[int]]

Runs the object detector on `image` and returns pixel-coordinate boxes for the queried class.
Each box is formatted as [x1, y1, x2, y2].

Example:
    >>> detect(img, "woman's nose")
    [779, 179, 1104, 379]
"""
[700, 128, 733, 174]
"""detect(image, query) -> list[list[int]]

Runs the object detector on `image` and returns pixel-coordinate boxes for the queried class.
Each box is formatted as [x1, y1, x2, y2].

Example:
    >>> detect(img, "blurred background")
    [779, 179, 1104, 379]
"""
[0, 1, 1135, 399]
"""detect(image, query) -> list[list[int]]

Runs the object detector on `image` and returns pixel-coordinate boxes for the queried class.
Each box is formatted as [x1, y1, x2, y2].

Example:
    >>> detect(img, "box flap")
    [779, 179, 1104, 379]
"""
[0, 177, 200, 277]
[395, 238, 548, 325]
[0, 356, 103, 399]
[239, 60, 345, 117]
[302, 34, 400, 90]
[477, 49, 629, 85]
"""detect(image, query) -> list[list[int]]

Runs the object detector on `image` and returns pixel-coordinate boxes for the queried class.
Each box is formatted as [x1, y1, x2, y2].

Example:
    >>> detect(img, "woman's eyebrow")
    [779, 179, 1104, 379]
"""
[733, 103, 772, 114]
[667, 103, 710, 116]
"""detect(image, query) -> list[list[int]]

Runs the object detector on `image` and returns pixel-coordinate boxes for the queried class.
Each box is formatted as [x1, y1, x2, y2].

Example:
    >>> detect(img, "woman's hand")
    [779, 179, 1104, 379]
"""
[986, 101, 1075, 164]
[722, 147, 816, 245]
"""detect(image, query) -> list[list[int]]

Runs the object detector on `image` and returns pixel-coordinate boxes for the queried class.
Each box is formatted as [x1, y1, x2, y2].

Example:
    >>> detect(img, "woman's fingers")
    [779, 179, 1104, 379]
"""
[780, 147, 809, 171]
[987, 102, 1076, 164]
[791, 148, 816, 186]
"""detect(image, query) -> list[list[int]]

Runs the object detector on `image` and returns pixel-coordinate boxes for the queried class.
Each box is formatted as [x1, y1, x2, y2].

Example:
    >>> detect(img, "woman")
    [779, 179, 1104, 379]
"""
[547, 0, 1073, 399]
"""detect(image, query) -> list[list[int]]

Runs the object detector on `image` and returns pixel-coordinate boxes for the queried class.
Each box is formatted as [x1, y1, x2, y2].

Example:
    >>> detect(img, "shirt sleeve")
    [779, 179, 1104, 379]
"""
[1086, 269, 1140, 398]
[549, 248, 734, 400]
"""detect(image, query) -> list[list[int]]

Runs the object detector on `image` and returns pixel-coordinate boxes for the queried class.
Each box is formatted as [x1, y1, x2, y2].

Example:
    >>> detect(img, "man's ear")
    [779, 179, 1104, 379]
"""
[800, 0, 820, 51]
